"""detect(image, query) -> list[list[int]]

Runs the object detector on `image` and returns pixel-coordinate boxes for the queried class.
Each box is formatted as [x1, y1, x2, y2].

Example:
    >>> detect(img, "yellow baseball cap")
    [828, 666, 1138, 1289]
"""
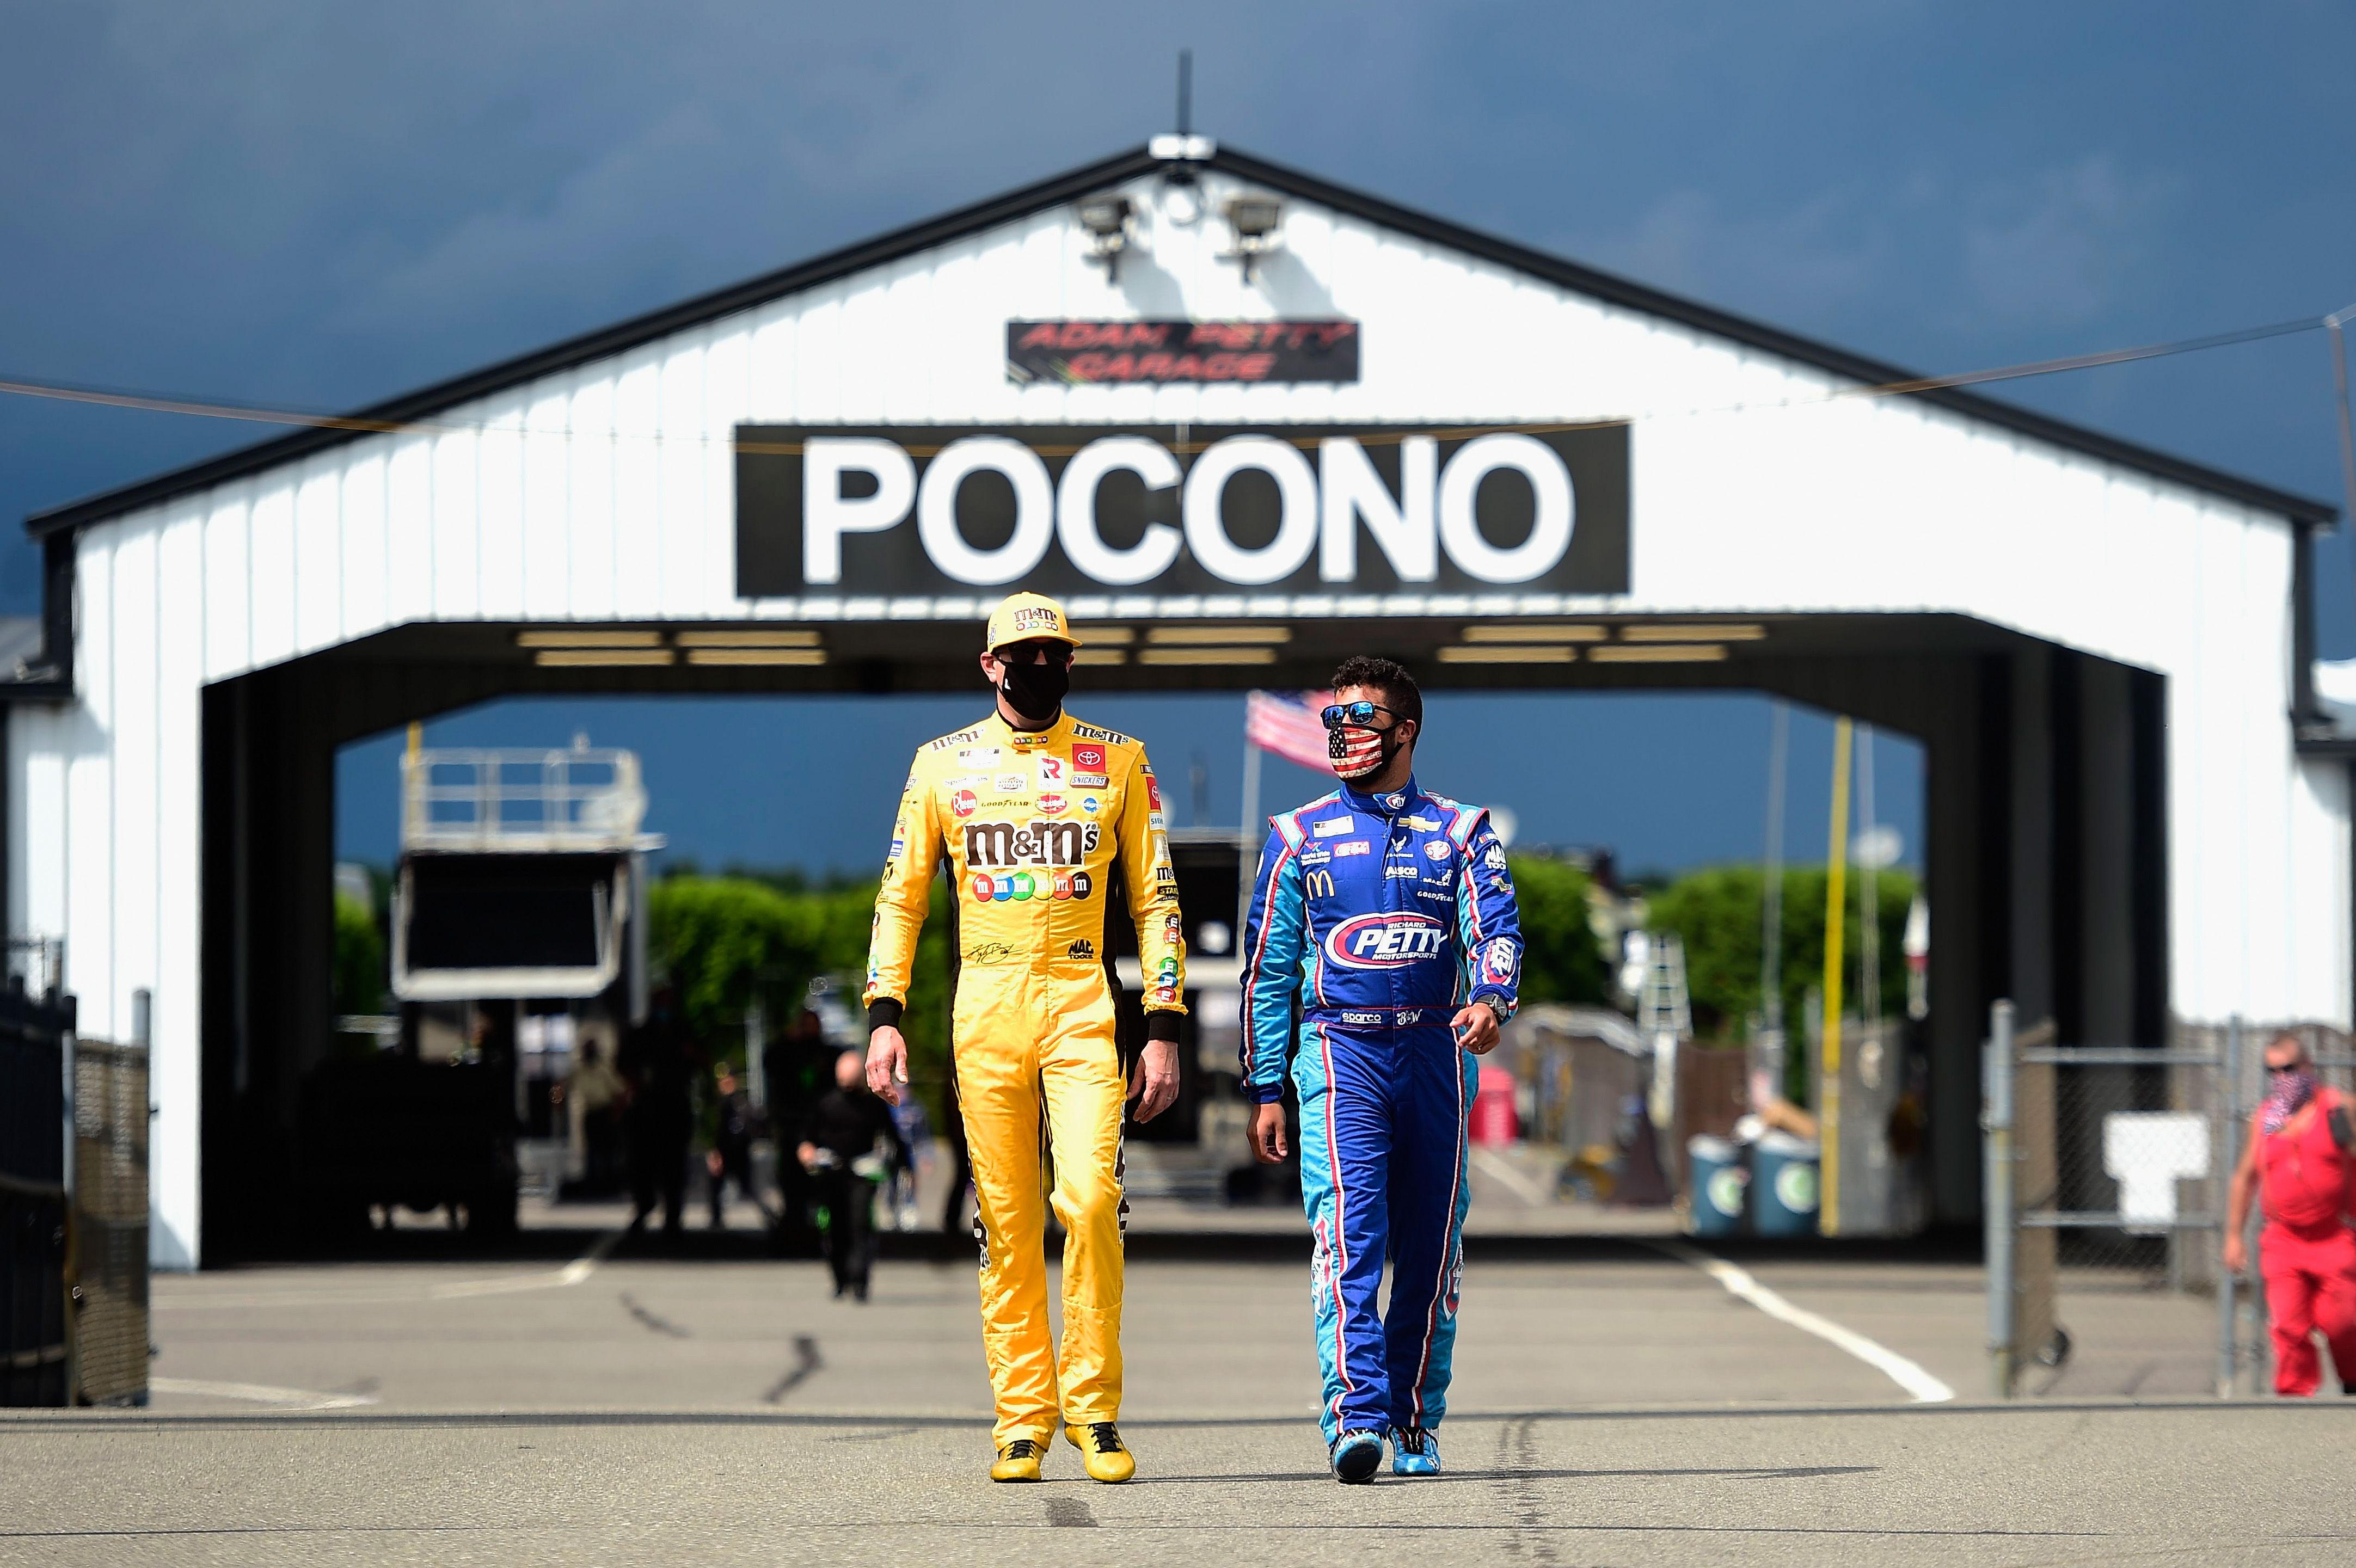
[984, 592, 1082, 650]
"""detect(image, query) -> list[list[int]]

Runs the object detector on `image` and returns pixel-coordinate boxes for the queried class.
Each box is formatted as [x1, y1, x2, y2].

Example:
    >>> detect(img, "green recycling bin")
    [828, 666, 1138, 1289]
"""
[1750, 1130, 1820, 1237]
[1686, 1135, 1747, 1237]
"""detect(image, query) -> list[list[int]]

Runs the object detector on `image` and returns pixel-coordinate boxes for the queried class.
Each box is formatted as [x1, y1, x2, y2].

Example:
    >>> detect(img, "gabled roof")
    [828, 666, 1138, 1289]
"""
[27, 142, 2335, 537]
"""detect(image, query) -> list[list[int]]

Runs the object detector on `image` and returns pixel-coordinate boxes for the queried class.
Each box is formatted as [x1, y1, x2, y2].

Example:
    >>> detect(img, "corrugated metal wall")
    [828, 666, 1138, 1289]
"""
[9, 170, 2339, 1264]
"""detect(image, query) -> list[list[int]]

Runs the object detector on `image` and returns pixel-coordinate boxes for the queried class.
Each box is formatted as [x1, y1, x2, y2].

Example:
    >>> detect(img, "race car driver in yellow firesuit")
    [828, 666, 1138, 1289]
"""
[863, 591, 1185, 1484]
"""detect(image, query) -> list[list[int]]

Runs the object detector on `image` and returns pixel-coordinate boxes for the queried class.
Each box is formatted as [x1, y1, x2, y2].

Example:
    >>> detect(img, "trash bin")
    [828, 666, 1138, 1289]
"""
[1751, 1130, 1820, 1237]
[1468, 1066, 1517, 1147]
[1686, 1135, 1746, 1237]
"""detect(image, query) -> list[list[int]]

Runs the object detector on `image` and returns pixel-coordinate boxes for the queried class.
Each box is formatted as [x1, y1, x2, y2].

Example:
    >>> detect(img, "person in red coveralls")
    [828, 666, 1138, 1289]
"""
[2223, 1031, 2356, 1395]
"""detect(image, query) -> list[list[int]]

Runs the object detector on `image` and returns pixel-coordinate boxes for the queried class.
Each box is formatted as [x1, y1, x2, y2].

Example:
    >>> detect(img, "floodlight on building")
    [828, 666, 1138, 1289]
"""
[682, 648, 827, 667]
[515, 629, 664, 648]
[1437, 644, 1579, 664]
[1137, 646, 1278, 666]
[1144, 625, 1292, 644]
[673, 629, 822, 648]
[1587, 644, 1731, 663]
[1618, 623, 1768, 642]
[1222, 194, 1284, 282]
[1460, 624, 1610, 643]
[1076, 194, 1134, 281]
[531, 648, 675, 667]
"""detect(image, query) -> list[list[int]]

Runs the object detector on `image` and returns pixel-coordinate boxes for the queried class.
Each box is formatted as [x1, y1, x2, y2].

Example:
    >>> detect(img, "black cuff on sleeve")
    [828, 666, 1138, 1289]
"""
[866, 998, 904, 1032]
[1145, 1011, 1182, 1043]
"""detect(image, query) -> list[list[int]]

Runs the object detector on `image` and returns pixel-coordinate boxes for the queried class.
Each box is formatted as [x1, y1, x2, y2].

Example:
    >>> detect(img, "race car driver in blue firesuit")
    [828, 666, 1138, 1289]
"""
[1240, 655, 1524, 1484]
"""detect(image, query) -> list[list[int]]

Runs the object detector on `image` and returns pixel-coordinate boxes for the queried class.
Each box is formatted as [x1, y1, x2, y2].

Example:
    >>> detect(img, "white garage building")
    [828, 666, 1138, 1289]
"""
[3, 139, 2344, 1265]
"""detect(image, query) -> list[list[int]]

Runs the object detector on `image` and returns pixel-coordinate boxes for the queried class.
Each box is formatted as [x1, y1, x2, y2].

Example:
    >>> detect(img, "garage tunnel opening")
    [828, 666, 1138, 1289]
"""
[193, 652, 2011, 1265]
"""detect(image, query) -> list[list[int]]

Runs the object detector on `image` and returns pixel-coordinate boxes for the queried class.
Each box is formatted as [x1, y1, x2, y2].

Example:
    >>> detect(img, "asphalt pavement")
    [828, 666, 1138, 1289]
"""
[2, 1241, 2347, 1564]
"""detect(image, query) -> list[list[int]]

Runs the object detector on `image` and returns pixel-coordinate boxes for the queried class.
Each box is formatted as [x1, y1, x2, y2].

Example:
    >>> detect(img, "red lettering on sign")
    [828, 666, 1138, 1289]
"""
[1017, 324, 1060, 349]
[1237, 353, 1276, 379]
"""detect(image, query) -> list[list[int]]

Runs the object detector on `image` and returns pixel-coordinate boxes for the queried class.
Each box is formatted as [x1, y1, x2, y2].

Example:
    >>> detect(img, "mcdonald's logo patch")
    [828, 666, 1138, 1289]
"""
[1303, 869, 1337, 899]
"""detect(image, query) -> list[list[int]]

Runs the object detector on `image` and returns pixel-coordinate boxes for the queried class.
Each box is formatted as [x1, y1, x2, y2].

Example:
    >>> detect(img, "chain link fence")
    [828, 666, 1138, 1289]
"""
[70, 1030, 148, 1406]
[1986, 1001, 2355, 1398]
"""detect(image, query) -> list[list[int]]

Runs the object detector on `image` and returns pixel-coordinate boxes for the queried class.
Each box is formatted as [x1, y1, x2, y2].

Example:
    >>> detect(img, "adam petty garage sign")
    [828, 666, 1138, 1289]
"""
[734, 424, 1629, 600]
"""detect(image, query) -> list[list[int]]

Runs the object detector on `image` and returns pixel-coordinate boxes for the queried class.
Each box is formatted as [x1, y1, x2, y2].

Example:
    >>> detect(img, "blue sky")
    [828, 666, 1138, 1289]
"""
[8, 3, 2348, 875]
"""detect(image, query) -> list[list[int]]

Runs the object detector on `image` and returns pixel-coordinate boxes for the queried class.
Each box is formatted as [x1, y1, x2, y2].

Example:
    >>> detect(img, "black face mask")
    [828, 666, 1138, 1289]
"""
[998, 654, 1070, 723]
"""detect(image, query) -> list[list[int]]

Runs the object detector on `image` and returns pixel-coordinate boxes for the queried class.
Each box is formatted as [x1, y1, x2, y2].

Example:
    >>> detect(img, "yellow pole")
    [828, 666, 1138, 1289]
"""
[1819, 717, 1852, 1237]
[404, 722, 423, 844]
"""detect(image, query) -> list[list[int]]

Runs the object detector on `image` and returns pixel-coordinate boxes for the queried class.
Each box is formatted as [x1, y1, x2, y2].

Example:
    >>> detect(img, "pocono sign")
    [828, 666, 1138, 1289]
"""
[735, 423, 1628, 600]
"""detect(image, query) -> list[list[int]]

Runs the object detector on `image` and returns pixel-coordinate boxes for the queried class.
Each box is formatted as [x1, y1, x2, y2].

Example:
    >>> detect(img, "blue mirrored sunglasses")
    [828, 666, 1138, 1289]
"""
[1321, 701, 1398, 729]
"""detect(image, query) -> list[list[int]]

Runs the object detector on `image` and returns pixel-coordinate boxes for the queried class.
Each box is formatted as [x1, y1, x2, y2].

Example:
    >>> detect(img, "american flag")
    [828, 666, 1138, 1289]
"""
[1246, 690, 1333, 771]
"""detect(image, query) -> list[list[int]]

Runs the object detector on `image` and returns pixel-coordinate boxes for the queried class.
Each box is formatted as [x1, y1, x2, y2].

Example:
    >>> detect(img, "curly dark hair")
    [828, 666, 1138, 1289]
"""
[1330, 654, 1422, 728]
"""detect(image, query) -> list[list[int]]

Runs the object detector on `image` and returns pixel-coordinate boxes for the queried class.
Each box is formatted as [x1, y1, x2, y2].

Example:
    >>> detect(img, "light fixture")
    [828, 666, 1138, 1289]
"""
[1146, 625, 1291, 645]
[1077, 194, 1134, 281]
[1461, 624, 1610, 644]
[1619, 624, 1766, 642]
[1138, 647, 1278, 666]
[1588, 644, 1730, 663]
[1222, 194, 1284, 282]
[532, 649, 675, 667]
[516, 629, 664, 648]
[683, 648, 827, 667]
[1072, 625, 1138, 645]
[674, 629, 821, 648]
[1437, 645, 1579, 665]
[1073, 649, 1130, 667]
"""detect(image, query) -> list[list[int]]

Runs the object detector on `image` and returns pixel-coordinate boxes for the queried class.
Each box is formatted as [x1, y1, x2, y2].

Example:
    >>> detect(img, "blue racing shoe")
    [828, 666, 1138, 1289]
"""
[1330, 1429, 1385, 1485]
[1391, 1427, 1441, 1477]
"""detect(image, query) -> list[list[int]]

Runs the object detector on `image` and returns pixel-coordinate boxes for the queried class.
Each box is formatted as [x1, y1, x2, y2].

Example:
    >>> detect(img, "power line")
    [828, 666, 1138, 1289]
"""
[0, 310, 2337, 459]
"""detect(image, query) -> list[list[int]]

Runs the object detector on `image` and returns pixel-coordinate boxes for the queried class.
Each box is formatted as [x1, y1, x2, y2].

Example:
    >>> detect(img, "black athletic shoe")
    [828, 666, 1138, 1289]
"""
[1330, 1429, 1384, 1484]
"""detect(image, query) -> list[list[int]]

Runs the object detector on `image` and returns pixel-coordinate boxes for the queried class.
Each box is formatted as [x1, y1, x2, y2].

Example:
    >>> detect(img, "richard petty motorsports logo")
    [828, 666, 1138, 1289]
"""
[1322, 912, 1449, 970]
[965, 819, 1100, 903]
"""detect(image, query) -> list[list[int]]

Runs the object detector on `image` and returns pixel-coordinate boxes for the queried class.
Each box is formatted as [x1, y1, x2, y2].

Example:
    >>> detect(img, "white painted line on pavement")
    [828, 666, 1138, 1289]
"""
[1657, 1239, 1956, 1404]
[429, 1229, 623, 1300]
[149, 1378, 381, 1411]
[1469, 1145, 1553, 1206]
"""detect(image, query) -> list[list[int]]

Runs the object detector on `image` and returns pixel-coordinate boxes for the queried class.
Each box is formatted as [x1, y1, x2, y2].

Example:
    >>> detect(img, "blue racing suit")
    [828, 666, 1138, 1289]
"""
[1240, 776, 1523, 1443]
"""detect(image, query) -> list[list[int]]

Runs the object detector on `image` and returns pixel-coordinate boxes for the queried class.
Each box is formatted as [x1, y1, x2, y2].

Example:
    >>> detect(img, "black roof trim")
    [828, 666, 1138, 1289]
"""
[29, 142, 2334, 537]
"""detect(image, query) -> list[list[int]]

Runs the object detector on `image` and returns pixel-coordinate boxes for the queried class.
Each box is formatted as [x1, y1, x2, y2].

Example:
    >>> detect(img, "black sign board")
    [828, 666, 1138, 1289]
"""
[735, 422, 1628, 601]
[1005, 321, 1359, 385]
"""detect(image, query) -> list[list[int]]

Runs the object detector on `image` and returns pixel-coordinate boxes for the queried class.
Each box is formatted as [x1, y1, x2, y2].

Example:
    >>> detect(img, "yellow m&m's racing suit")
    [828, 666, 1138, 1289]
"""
[864, 710, 1186, 1447]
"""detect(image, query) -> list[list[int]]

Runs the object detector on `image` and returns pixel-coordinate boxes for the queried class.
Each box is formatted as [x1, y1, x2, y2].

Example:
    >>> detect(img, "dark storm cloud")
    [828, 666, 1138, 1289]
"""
[13, 3, 2346, 874]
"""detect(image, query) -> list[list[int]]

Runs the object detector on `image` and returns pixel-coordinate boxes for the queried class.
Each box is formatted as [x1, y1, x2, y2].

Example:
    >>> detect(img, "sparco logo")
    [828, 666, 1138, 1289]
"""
[965, 820, 1101, 868]
[1323, 913, 1448, 970]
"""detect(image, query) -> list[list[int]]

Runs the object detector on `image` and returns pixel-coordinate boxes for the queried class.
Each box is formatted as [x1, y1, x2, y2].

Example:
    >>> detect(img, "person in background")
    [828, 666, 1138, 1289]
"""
[2224, 1031, 2356, 1395]
[799, 1048, 909, 1301]
[886, 1086, 931, 1232]
[765, 1007, 835, 1249]
[566, 1035, 627, 1196]
[707, 1068, 763, 1229]
[938, 1068, 974, 1238]
[621, 985, 700, 1239]
[1241, 655, 1523, 1483]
